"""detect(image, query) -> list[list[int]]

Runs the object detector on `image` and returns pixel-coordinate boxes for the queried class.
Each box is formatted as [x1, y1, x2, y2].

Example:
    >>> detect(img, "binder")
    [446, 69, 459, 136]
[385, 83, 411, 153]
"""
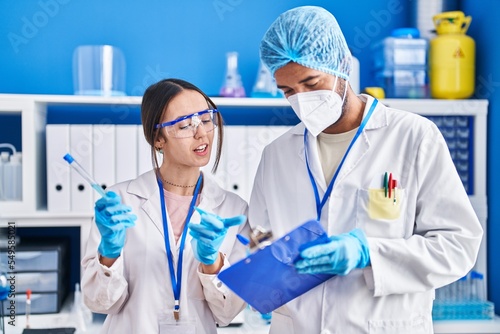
[46, 125, 71, 212]
[218, 220, 335, 314]
[115, 125, 138, 183]
[92, 124, 116, 202]
[69, 125, 94, 213]
[137, 125, 152, 176]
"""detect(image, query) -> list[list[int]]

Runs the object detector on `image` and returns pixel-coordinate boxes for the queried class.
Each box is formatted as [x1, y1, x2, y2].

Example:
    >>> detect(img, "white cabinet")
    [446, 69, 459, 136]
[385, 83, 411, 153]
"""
[0, 99, 46, 213]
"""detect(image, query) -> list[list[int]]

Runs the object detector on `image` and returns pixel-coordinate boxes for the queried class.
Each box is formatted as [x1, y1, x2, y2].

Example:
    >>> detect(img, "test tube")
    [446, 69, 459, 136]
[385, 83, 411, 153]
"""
[26, 289, 31, 328]
[237, 234, 251, 256]
[63, 153, 106, 197]
[470, 271, 485, 301]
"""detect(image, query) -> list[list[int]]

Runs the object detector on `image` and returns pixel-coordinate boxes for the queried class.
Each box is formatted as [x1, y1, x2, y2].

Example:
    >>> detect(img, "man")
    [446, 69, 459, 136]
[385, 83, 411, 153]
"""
[248, 6, 483, 333]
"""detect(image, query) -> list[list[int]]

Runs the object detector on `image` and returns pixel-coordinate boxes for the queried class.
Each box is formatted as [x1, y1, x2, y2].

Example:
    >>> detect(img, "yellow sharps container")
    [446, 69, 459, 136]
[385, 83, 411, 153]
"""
[430, 11, 475, 99]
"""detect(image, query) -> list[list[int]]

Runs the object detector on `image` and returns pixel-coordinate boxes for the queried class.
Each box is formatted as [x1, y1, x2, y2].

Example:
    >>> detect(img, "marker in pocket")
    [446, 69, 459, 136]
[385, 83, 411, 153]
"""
[392, 180, 397, 205]
[384, 172, 388, 197]
[383, 172, 398, 204]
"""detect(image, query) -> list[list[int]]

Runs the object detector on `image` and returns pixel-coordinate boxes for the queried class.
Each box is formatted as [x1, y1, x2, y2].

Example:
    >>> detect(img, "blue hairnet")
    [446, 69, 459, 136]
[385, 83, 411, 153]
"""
[260, 6, 352, 80]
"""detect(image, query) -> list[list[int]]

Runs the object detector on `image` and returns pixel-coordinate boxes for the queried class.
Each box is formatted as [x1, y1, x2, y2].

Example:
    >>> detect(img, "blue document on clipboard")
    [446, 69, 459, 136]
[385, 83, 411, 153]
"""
[217, 220, 335, 314]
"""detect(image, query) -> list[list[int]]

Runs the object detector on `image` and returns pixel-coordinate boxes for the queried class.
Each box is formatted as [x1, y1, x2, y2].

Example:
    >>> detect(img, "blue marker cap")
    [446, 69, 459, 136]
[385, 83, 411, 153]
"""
[471, 271, 484, 279]
[236, 234, 250, 246]
[63, 153, 74, 163]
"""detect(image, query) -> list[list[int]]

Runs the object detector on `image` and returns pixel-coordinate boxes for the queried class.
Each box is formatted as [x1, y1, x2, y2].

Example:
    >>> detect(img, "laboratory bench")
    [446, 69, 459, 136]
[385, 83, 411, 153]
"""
[4, 306, 500, 334]
[218, 318, 500, 334]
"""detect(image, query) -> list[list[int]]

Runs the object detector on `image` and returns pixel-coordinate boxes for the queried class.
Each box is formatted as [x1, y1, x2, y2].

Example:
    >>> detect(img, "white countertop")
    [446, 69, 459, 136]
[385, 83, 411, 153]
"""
[3, 296, 499, 334]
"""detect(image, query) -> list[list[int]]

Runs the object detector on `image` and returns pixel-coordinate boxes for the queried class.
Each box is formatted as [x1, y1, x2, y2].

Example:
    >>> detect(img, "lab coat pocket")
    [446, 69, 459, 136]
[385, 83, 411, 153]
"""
[368, 315, 431, 333]
[356, 188, 406, 238]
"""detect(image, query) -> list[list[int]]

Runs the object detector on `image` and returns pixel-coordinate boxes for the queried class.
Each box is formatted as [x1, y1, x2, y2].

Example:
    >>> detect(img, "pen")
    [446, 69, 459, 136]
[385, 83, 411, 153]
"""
[237, 234, 251, 256]
[388, 173, 393, 198]
[392, 180, 397, 205]
[384, 172, 388, 197]
[63, 153, 107, 197]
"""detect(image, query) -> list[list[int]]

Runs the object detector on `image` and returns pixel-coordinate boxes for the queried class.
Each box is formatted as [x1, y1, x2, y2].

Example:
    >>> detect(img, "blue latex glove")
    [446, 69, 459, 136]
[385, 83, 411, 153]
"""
[188, 207, 246, 265]
[295, 228, 370, 276]
[94, 191, 137, 259]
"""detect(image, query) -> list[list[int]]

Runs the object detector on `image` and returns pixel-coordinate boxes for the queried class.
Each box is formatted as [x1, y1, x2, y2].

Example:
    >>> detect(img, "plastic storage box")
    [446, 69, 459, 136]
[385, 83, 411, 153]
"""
[372, 28, 428, 98]
[0, 238, 69, 315]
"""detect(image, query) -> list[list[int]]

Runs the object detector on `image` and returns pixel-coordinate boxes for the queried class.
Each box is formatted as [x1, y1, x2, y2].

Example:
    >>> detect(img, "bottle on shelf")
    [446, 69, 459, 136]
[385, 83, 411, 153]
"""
[430, 11, 475, 99]
[219, 52, 246, 98]
[372, 27, 428, 98]
[0, 143, 22, 201]
[0, 151, 8, 200]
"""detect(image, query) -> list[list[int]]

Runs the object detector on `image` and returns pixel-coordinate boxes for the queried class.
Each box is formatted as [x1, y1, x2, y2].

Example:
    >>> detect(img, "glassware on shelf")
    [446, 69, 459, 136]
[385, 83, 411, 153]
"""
[73, 45, 126, 96]
[0, 143, 22, 202]
[251, 61, 282, 98]
[219, 52, 246, 98]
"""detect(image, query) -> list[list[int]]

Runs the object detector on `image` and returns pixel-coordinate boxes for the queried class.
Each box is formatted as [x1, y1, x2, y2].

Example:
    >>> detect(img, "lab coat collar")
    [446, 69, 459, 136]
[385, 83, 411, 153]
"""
[126, 170, 227, 243]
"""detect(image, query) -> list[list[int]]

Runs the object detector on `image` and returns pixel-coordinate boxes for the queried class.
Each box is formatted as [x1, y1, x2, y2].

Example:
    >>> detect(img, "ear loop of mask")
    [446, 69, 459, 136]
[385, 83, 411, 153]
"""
[332, 76, 348, 105]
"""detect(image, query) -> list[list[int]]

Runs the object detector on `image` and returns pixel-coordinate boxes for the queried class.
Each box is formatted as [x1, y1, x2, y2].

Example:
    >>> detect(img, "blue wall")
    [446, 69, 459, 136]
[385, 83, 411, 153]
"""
[0, 0, 408, 96]
[1, 0, 499, 314]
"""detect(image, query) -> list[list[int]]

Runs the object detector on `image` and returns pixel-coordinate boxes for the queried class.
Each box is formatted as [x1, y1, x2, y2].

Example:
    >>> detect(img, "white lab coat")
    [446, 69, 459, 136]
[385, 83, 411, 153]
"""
[249, 95, 483, 334]
[81, 170, 248, 334]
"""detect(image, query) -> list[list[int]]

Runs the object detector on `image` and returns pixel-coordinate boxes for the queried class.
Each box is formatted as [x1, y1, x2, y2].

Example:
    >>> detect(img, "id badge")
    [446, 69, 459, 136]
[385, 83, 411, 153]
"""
[159, 312, 196, 334]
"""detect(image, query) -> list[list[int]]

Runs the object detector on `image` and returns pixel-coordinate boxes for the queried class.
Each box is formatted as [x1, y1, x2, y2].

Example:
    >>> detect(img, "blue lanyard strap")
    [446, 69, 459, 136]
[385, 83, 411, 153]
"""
[304, 99, 378, 220]
[158, 173, 202, 315]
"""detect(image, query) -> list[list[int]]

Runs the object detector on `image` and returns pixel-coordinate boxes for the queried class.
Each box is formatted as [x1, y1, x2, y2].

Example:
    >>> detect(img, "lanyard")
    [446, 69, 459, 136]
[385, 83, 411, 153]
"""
[304, 99, 378, 220]
[157, 173, 202, 320]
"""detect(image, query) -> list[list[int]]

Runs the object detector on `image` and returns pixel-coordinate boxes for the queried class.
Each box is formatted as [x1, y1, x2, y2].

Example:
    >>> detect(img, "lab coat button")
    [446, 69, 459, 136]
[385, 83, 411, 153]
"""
[320, 330, 331, 334]
[217, 281, 222, 288]
[104, 271, 111, 277]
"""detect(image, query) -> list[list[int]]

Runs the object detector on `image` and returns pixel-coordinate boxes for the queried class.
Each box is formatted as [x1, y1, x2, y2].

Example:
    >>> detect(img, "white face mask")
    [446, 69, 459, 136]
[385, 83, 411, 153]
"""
[287, 80, 346, 137]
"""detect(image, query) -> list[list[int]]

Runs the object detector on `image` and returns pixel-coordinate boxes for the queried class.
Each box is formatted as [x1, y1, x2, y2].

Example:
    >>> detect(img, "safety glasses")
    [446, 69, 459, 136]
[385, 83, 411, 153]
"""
[155, 109, 219, 138]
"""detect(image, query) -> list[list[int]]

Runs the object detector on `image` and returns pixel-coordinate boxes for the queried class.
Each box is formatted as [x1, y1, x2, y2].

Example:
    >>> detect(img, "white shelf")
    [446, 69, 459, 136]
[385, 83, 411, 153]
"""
[0, 211, 92, 227]
[0, 93, 489, 111]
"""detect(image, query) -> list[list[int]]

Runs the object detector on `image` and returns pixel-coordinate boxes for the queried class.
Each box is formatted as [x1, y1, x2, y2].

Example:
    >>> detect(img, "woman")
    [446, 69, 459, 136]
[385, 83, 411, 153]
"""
[81, 78, 249, 333]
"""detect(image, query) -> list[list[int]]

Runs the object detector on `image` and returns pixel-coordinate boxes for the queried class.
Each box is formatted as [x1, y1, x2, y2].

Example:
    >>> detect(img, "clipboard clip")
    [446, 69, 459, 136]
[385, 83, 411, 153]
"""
[249, 225, 273, 250]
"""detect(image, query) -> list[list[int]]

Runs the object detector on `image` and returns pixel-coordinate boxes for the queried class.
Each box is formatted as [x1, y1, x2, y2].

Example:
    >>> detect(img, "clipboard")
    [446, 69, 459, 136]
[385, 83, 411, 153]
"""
[218, 220, 335, 314]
